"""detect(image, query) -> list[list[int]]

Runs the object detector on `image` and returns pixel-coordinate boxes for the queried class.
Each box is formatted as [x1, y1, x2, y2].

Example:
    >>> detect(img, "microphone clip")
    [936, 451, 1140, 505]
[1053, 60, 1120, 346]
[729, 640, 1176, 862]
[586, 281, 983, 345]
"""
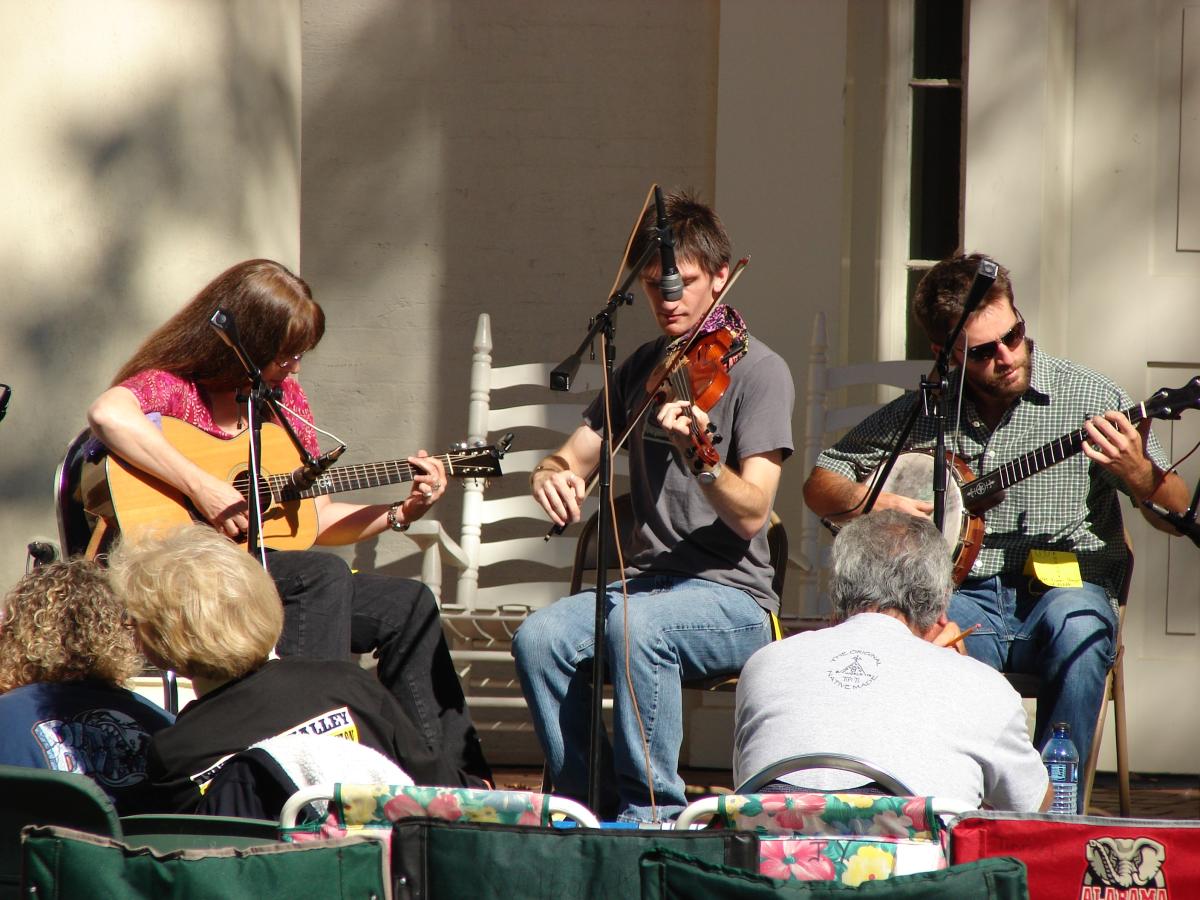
[291, 445, 346, 490]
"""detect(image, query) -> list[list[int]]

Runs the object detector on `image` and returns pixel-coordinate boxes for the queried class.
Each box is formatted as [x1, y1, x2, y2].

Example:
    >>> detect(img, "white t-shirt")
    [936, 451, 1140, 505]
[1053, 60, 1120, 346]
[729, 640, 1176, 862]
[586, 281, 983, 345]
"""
[733, 613, 1048, 811]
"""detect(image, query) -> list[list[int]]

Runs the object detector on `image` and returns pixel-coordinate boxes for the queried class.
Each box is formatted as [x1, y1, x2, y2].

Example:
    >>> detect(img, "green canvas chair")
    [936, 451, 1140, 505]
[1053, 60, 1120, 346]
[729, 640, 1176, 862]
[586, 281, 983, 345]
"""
[0, 765, 121, 899]
[119, 814, 281, 852]
[21, 825, 386, 900]
[638, 848, 1030, 899]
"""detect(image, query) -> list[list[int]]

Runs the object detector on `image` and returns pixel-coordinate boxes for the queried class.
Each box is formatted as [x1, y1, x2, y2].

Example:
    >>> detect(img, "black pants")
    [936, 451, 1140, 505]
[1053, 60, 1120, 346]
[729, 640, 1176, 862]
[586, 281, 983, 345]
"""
[267, 550, 491, 782]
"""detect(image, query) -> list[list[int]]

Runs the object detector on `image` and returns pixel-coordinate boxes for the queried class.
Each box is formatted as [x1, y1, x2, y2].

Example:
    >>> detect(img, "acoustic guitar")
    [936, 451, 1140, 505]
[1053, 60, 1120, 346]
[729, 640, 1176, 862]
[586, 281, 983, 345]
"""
[873, 377, 1200, 583]
[80, 417, 508, 551]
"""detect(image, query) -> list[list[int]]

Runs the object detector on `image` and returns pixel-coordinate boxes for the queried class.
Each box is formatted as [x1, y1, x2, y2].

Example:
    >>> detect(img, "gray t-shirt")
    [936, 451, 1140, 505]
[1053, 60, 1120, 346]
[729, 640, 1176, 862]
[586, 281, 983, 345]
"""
[734, 613, 1048, 810]
[584, 334, 794, 611]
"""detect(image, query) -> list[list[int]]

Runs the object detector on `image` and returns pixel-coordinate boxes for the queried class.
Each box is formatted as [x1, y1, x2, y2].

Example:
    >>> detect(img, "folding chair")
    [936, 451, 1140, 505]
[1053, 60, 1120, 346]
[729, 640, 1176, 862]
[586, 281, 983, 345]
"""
[676, 753, 972, 885]
[21, 826, 385, 900]
[0, 765, 121, 899]
[280, 783, 600, 843]
[119, 814, 281, 852]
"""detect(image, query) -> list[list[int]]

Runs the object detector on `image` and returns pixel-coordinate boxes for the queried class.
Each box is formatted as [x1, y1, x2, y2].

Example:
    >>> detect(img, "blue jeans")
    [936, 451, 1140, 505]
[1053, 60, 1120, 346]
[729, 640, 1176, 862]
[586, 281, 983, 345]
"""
[512, 575, 771, 823]
[949, 575, 1117, 811]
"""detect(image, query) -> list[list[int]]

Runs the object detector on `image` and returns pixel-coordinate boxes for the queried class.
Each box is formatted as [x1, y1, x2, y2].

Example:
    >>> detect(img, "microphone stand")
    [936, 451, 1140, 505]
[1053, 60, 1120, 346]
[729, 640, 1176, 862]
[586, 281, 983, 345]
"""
[862, 260, 997, 530]
[209, 309, 324, 570]
[549, 238, 657, 814]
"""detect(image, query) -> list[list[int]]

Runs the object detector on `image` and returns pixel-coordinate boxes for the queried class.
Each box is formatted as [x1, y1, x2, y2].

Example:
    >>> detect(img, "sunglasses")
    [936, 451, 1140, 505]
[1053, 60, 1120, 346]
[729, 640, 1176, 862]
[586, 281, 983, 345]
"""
[964, 314, 1026, 363]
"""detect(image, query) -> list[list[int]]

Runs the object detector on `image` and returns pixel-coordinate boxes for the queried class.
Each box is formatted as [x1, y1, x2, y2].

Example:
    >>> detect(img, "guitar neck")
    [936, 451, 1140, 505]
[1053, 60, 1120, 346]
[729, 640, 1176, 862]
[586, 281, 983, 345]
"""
[270, 454, 451, 502]
[959, 401, 1144, 510]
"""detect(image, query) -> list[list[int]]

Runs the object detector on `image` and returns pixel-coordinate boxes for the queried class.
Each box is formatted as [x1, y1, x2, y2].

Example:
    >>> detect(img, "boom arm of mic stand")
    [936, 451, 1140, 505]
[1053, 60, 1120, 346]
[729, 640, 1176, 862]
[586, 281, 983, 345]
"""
[549, 240, 659, 392]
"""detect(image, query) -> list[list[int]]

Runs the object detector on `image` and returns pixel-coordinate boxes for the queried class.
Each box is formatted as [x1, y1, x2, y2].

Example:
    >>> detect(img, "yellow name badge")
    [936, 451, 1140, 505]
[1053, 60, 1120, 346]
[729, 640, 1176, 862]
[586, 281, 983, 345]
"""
[1023, 549, 1083, 588]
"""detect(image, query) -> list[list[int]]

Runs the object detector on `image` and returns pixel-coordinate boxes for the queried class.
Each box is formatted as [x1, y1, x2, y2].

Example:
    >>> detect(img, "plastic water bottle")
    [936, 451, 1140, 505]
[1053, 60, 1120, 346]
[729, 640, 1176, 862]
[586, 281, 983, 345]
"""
[1041, 722, 1079, 814]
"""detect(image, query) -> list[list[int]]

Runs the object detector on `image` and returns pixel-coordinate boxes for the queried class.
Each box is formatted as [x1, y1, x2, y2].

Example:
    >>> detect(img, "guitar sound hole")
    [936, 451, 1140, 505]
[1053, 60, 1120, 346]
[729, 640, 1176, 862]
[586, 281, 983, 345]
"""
[231, 471, 275, 514]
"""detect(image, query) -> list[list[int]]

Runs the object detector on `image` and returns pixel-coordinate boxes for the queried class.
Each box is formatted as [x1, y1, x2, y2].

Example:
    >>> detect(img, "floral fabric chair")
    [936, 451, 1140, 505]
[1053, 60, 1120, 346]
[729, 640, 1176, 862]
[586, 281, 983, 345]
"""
[280, 784, 599, 851]
[676, 792, 953, 886]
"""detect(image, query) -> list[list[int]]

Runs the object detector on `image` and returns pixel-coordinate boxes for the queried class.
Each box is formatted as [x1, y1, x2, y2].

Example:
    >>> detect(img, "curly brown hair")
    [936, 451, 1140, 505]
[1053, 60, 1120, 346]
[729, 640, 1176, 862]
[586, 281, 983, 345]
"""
[0, 559, 141, 693]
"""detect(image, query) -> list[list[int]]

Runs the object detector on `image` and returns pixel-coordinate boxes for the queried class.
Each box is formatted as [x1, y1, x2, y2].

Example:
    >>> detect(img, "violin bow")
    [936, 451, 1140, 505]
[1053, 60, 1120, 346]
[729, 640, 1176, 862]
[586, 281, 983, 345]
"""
[611, 254, 751, 457]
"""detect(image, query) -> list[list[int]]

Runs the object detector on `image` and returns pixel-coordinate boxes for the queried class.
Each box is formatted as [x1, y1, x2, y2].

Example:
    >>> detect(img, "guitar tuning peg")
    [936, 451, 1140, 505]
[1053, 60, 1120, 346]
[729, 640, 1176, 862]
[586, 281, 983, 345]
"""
[712, 434, 723, 445]
[451, 441, 468, 452]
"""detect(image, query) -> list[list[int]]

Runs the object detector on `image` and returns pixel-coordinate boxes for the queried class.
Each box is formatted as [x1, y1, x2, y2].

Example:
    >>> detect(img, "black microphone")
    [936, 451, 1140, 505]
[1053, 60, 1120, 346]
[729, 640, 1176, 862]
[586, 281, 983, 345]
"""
[961, 257, 999, 321]
[209, 307, 239, 348]
[1142, 500, 1200, 549]
[0, 383, 10, 423]
[289, 445, 346, 489]
[27, 541, 57, 567]
[654, 186, 684, 301]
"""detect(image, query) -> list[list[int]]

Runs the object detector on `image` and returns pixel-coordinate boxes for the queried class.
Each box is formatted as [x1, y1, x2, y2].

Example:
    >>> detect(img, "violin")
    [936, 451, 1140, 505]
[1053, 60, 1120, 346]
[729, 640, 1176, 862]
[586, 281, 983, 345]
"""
[543, 256, 751, 539]
[645, 326, 745, 470]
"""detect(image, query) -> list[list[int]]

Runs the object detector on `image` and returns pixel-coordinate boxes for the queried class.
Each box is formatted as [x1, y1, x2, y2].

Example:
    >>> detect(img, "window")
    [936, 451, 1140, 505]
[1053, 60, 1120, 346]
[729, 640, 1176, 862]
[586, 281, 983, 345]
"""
[905, 0, 966, 360]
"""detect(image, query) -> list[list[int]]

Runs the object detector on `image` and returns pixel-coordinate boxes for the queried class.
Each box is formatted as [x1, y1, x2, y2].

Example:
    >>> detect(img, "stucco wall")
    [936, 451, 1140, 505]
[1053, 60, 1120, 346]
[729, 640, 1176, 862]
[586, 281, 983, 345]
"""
[0, 0, 301, 588]
[298, 0, 719, 580]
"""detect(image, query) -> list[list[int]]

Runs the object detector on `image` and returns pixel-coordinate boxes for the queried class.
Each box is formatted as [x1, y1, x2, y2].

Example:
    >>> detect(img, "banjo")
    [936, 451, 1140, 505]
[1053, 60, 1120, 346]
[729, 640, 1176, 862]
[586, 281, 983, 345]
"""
[874, 377, 1200, 583]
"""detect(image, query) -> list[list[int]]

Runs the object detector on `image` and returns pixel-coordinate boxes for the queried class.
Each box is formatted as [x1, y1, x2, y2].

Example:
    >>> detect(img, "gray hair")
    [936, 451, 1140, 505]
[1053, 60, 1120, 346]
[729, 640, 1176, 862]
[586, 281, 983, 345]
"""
[830, 510, 953, 632]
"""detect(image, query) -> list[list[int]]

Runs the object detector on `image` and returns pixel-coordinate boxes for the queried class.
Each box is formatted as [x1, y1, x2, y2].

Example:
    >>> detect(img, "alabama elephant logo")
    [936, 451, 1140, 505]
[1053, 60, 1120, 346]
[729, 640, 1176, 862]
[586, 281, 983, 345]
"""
[1079, 837, 1167, 899]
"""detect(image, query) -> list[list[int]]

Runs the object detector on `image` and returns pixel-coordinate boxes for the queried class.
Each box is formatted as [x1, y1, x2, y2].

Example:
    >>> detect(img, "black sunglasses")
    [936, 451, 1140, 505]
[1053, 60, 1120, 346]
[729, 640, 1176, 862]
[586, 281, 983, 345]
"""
[965, 314, 1026, 363]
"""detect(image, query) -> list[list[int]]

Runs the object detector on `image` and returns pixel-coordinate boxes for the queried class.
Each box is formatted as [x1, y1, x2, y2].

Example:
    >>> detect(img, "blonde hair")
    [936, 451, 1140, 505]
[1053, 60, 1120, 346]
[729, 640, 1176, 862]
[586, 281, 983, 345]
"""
[0, 559, 141, 693]
[107, 525, 284, 682]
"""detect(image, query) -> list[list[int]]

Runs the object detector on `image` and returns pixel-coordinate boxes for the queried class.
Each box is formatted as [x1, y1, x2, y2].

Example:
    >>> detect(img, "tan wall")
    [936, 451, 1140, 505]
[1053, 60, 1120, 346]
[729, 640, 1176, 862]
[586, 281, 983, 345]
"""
[0, 0, 301, 588]
[959, 0, 1200, 774]
[298, 0, 718, 578]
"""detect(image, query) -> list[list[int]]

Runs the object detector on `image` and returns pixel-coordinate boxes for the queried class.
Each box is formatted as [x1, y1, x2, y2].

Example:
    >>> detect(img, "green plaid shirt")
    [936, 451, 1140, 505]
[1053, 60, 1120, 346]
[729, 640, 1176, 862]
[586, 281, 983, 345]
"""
[816, 345, 1166, 602]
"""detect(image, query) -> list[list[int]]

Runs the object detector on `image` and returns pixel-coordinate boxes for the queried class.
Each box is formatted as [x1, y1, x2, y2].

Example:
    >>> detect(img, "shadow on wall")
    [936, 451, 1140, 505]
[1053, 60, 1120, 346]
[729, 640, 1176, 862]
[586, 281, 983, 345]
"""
[0, 4, 299, 586]
[299, 1, 722, 597]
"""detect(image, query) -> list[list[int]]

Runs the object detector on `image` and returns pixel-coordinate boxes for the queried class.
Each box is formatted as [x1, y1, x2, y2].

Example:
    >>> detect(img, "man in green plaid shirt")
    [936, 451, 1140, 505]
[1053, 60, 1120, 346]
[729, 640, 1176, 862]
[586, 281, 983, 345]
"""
[804, 254, 1189, 811]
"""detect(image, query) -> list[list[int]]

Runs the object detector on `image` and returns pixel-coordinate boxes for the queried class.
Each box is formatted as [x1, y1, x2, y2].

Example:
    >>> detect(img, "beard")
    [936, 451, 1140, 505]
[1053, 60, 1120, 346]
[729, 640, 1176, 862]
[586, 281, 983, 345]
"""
[968, 339, 1032, 407]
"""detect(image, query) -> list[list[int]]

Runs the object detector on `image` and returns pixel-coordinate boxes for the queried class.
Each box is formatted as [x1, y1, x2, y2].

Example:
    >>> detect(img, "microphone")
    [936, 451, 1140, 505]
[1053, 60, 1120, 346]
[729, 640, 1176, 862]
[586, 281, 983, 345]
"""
[654, 186, 684, 301]
[0, 383, 10, 423]
[1142, 500, 1200, 549]
[289, 445, 346, 489]
[209, 307, 239, 348]
[27, 541, 57, 567]
[961, 257, 999, 321]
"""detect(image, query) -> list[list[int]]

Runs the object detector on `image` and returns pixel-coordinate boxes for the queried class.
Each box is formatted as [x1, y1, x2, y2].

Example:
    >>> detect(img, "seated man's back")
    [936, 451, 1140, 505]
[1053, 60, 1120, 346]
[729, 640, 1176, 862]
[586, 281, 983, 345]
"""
[735, 611, 1044, 809]
[734, 511, 1048, 811]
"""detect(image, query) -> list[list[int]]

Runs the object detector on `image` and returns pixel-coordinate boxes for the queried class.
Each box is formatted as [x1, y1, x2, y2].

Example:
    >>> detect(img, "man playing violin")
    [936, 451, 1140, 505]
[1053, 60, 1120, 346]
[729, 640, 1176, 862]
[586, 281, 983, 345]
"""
[803, 253, 1189, 808]
[514, 190, 796, 822]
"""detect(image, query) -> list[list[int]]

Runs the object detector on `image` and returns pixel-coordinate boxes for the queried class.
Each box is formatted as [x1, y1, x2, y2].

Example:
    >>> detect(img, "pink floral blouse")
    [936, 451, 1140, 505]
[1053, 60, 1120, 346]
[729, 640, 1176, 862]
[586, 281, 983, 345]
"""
[120, 369, 321, 458]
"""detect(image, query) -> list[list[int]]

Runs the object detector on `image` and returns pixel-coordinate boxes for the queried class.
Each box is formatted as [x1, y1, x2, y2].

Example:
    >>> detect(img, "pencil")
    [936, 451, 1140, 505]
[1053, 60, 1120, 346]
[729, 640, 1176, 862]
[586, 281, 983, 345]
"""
[945, 623, 981, 648]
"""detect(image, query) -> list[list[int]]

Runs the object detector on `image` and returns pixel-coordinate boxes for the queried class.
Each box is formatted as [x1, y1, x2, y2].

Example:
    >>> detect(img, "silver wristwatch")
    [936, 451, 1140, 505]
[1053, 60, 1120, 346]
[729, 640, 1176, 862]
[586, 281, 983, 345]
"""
[696, 463, 722, 486]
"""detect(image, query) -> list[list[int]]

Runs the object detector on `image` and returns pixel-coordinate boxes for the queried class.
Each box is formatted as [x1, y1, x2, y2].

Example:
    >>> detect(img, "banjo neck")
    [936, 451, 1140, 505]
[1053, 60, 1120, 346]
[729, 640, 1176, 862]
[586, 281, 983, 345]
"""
[958, 400, 1145, 511]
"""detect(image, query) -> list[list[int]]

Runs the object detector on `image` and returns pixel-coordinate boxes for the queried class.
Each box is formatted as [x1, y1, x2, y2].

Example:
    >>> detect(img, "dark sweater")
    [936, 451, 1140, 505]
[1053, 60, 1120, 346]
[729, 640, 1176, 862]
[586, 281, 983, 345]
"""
[142, 657, 458, 813]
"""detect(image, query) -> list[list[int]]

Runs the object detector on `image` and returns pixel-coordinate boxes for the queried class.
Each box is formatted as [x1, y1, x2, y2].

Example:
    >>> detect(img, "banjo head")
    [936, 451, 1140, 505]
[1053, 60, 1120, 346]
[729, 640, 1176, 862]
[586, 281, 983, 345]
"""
[877, 451, 967, 553]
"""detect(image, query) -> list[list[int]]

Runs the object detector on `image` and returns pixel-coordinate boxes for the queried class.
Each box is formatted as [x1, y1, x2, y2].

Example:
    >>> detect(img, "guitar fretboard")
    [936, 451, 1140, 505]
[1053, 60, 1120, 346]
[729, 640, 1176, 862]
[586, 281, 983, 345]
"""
[257, 453, 456, 502]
